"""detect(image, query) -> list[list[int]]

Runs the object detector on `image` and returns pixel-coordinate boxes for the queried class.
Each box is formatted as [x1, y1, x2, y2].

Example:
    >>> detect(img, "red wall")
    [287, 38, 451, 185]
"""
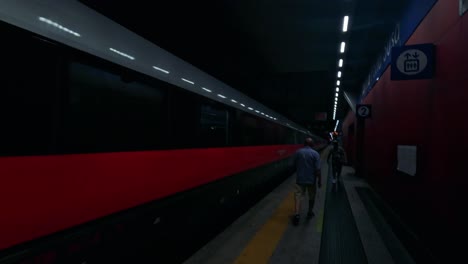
[343, 0, 467, 261]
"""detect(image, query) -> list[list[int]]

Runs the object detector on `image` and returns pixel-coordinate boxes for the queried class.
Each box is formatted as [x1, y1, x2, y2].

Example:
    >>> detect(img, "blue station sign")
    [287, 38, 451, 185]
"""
[391, 43, 435, 80]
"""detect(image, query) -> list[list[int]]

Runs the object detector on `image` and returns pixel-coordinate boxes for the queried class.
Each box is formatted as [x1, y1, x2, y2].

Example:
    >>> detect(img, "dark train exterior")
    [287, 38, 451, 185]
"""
[0, 1, 326, 263]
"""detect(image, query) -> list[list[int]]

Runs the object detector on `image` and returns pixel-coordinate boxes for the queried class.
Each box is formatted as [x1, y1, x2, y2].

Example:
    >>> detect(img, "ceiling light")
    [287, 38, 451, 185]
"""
[339, 59, 343, 67]
[153, 66, 169, 74]
[39, 17, 81, 37]
[231, 99, 238, 103]
[343, 16, 349, 32]
[337, 80, 340, 86]
[217, 94, 226, 99]
[338, 71, 342, 78]
[335, 93, 339, 97]
[240, 103, 245, 107]
[336, 88, 340, 92]
[109, 48, 135, 60]
[255, 110, 260, 113]
[248, 107, 254, 110]
[335, 97, 338, 101]
[340, 42, 346, 53]
[181, 78, 194, 84]
[202, 87, 212, 92]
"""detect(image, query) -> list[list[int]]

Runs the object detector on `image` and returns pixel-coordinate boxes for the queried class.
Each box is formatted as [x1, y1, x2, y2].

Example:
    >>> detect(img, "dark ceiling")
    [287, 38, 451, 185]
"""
[80, 0, 409, 134]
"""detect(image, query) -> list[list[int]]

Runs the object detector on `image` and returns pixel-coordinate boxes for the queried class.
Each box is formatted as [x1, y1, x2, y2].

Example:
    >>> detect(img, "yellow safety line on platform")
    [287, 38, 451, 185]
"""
[233, 147, 329, 264]
[232, 192, 294, 264]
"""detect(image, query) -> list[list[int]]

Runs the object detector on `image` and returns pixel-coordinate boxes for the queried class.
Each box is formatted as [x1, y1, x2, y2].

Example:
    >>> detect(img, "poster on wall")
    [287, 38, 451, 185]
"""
[397, 145, 417, 176]
[461, 0, 467, 16]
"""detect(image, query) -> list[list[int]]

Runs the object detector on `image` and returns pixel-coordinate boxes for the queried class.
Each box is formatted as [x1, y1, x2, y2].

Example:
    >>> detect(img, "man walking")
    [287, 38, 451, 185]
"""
[292, 137, 322, 226]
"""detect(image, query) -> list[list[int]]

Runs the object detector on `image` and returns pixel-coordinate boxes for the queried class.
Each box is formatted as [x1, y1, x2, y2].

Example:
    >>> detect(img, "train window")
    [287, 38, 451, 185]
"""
[0, 26, 60, 156]
[62, 62, 168, 153]
[199, 104, 229, 147]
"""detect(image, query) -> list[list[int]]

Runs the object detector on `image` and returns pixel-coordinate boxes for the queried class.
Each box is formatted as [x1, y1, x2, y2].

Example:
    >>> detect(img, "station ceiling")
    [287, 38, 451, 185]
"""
[80, 0, 409, 135]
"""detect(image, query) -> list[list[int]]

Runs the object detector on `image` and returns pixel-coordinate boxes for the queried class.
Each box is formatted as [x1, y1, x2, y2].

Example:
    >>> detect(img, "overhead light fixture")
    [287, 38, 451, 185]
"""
[201, 87, 212, 92]
[335, 92, 339, 97]
[181, 78, 194, 84]
[377, 77, 380, 81]
[109, 48, 135, 60]
[336, 87, 340, 92]
[240, 103, 246, 107]
[338, 71, 342, 78]
[339, 59, 343, 67]
[39, 17, 81, 37]
[153, 66, 169, 74]
[335, 97, 338, 101]
[255, 110, 260, 113]
[337, 80, 340, 86]
[231, 99, 238, 103]
[248, 107, 254, 110]
[340, 42, 346, 53]
[343, 16, 349, 32]
[217, 94, 226, 99]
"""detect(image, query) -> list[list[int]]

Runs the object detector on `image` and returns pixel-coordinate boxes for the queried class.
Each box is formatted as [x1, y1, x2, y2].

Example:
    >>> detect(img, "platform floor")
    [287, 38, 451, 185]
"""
[183, 147, 416, 264]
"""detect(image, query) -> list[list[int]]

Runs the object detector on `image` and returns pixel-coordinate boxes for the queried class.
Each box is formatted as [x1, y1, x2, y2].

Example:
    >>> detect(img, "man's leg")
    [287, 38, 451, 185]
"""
[337, 165, 343, 181]
[294, 184, 305, 225]
[295, 184, 304, 214]
[306, 184, 317, 219]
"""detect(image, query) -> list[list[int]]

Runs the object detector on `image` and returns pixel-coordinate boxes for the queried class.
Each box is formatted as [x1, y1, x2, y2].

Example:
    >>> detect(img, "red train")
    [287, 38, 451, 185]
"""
[0, 1, 326, 263]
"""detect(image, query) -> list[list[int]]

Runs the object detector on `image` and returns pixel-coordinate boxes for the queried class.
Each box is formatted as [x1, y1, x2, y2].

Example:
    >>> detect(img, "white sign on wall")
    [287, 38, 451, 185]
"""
[461, 0, 467, 16]
[397, 145, 417, 176]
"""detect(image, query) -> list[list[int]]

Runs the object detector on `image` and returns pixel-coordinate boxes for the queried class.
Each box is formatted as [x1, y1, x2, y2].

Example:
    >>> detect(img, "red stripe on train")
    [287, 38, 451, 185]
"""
[0, 145, 300, 250]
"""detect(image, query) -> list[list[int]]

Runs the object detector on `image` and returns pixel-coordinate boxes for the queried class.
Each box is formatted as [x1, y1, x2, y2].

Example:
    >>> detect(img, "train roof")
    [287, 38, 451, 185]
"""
[0, 0, 314, 135]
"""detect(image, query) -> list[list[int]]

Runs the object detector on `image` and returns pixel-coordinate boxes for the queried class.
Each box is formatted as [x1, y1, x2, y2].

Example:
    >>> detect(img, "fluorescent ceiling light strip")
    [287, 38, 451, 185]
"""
[231, 99, 237, 103]
[109, 48, 135, 60]
[343, 16, 349, 32]
[217, 94, 226, 98]
[338, 71, 342, 78]
[339, 59, 343, 67]
[153, 66, 169, 74]
[337, 80, 340, 86]
[38, 17, 81, 37]
[336, 88, 340, 92]
[248, 107, 254, 110]
[201, 87, 212, 92]
[181, 78, 194, 84]
[240, 103, 245, 107]
[340, 42, 346, 53]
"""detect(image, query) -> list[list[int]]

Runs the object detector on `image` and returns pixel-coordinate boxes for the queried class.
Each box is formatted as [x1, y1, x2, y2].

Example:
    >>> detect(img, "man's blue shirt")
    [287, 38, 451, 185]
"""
[293, 146, 321, 184]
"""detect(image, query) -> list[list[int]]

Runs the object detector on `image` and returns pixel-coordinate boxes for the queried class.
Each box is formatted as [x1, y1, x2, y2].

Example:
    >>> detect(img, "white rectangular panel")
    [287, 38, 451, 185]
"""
[397, 145, 417, 176]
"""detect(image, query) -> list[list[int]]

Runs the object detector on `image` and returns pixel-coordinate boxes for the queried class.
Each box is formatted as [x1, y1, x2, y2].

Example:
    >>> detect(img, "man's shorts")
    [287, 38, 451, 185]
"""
[294, 183, 316, 201]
